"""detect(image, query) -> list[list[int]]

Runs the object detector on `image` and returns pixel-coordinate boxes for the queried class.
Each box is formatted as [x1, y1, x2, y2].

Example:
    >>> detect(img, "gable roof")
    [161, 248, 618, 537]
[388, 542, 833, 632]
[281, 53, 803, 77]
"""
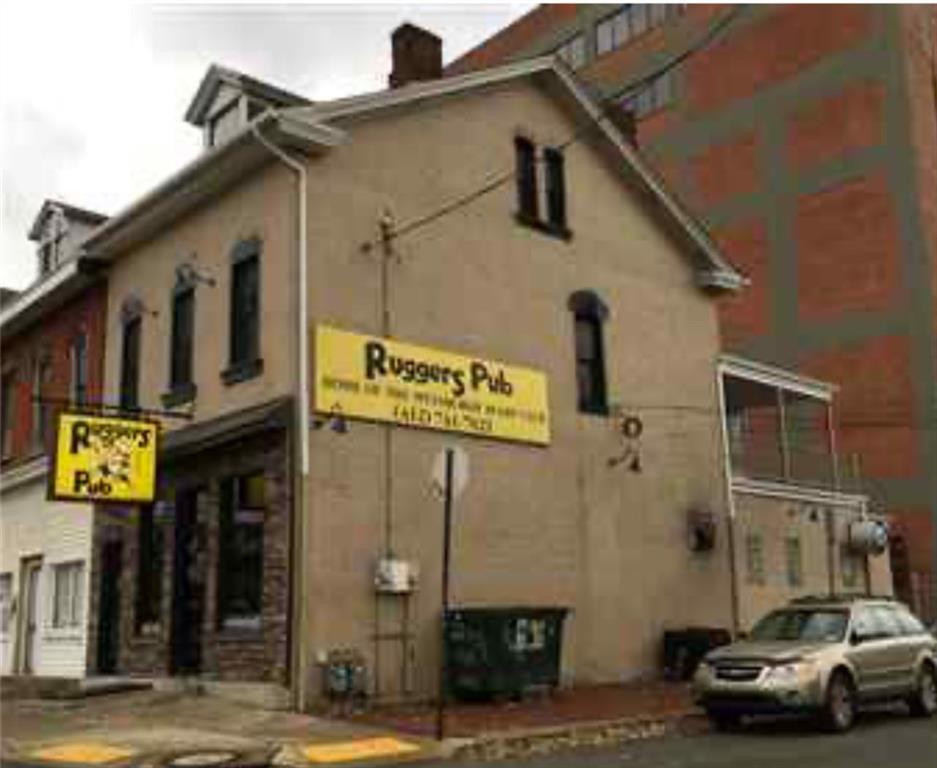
[89, 56, 744, 291]
[185, 64, 312, 127]
[28, 199, 108, 241]
[285, 56, 744, 290]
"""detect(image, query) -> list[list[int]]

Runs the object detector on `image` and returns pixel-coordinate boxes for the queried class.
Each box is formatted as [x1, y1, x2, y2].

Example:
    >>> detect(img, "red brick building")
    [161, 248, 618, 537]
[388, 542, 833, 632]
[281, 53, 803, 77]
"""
[450, 4, 937, 619]
[1, 201, 108, 676]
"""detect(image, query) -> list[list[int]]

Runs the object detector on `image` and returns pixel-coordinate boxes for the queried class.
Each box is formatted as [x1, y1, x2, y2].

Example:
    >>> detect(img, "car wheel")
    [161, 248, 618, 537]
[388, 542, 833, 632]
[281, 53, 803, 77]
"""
[821, 670, 856, 733]
[908, 662, 937, 718]
[706, 709, 742, 732]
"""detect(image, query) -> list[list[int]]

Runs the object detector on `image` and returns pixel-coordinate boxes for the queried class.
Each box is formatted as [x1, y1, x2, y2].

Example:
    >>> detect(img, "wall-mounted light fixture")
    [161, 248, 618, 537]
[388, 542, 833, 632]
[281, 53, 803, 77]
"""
[312, 405, 348, 434]
[175, 262, 216, 288]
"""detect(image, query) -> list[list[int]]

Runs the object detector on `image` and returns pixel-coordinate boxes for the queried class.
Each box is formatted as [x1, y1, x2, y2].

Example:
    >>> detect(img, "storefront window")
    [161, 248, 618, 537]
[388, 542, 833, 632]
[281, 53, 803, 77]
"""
[136, 504, 165, 632]
[218, 471, 265, 628]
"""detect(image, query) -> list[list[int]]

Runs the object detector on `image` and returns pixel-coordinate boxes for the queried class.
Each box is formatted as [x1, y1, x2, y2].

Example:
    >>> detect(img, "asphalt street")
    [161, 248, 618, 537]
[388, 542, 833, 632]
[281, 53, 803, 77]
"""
[451, 712, 937, 768]
[2, 711, 934, 768]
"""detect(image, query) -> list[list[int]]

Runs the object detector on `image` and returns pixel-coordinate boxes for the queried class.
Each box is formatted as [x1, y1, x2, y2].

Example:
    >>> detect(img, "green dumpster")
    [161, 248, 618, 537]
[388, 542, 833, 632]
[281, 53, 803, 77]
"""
[445, 606, 568, 701]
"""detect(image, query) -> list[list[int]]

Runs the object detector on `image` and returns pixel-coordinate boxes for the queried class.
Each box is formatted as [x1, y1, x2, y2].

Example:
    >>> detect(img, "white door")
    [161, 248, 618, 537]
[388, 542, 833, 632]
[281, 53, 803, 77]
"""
[19, 559, 42, 674]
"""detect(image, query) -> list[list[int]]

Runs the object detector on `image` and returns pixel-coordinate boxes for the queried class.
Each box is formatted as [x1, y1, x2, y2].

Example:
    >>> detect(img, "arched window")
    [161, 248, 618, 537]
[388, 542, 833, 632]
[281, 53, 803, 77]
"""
[119, 297, 143, 411]
[568, 290, 609, 415]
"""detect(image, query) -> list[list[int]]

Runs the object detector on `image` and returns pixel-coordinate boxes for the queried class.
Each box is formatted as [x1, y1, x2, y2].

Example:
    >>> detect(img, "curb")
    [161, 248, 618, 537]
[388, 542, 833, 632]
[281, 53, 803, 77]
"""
[447, 710, 706, 762]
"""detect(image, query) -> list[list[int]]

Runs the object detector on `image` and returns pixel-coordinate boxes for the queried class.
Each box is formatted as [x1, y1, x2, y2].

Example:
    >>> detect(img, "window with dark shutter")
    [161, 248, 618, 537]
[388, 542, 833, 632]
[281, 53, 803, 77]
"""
[1, 371, 15, 460]
[515, 136, 538, 221]
[218, 472, 265, 629]
[70, 333, 88, 406]
[120, 315, 141, 410]
[224, 238, 262, 384]
[31, 355, 53, 451]
[170, 287, 195, 391]
[545, 148, 567, 231]
[568, 291, 609, 415]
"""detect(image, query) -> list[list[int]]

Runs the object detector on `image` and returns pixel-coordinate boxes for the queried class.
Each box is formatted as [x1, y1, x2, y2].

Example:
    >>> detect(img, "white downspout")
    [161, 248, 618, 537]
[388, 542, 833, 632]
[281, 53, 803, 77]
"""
[250, 119, 310, 709]
[716, 363, 741, 636]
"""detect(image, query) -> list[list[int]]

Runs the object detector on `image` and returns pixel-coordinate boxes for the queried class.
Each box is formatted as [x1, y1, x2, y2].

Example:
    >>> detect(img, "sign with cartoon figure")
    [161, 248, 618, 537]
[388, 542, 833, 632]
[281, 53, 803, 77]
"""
[51, 413, 158, 503]
[315, 325, 550, 445]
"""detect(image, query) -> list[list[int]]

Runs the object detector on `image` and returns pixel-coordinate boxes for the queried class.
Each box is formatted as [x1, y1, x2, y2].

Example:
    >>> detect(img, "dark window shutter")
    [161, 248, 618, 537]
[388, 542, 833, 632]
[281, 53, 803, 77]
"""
[545, 148, 566, 229]
[120, 316, 141, 410]
[170, 288, 195, 388]
[515, 137, 538, 220]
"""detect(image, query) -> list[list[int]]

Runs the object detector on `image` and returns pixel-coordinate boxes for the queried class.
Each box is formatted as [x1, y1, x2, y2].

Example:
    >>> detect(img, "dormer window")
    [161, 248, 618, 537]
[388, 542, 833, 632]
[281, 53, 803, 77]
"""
[207, 97, 244, 149]
[37, 206, 67, 278]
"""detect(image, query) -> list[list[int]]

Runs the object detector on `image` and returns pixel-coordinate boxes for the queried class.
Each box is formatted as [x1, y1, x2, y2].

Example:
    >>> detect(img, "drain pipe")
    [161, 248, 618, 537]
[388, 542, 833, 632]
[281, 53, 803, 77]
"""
[250, 118, 310, 711]
[715, 363, 742, 636]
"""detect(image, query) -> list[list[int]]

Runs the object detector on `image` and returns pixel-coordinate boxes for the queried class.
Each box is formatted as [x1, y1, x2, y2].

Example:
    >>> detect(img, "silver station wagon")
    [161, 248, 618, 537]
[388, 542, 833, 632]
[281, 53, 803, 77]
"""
[692, 596, 937, 732]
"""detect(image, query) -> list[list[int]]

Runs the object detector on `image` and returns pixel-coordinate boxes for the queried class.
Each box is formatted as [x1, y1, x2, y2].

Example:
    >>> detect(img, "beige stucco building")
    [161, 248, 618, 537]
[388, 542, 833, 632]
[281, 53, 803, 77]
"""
[78, 30, 889, 708]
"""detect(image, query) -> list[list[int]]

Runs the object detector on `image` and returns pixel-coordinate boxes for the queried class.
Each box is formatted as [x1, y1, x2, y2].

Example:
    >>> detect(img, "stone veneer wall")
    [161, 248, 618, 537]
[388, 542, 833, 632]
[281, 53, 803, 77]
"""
[85, 426, 292, 684]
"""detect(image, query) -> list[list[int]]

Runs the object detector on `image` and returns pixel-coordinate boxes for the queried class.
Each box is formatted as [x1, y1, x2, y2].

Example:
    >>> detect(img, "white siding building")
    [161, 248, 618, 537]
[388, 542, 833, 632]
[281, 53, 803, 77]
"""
[0, 453, 94, 678]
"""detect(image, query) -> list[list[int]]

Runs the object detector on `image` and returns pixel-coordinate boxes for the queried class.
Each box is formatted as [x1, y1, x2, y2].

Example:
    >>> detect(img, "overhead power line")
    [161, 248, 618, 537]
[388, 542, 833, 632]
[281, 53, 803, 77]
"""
[360, 5, 749, 253]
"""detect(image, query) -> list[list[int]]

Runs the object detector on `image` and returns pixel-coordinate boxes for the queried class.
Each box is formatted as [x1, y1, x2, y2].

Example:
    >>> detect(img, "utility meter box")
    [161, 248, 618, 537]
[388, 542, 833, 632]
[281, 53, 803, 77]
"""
[374, 558, 417, 594]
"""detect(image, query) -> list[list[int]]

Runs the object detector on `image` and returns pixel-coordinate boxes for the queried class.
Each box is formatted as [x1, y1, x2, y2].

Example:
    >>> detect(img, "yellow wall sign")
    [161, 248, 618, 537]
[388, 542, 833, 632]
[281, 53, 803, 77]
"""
[315, 325, 550, 445]
[51, 413, 158, 503]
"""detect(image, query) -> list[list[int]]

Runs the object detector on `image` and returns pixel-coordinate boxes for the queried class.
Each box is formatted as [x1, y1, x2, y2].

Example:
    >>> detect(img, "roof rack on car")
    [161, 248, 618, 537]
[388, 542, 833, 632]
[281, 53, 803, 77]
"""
[788, 594, 896, 605]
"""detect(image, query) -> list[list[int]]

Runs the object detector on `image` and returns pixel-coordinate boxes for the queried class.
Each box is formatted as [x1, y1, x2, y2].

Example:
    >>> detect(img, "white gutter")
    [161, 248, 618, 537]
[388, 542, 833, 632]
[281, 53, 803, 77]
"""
[715, 362, 741, 635]
[249, 118, 310, 712]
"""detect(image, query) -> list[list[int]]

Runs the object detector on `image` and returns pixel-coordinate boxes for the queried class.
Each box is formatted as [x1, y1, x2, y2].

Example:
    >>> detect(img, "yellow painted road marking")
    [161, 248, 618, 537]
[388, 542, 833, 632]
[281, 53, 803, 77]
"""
[31, 742, 136, 764]
[302, 737, 421, 763]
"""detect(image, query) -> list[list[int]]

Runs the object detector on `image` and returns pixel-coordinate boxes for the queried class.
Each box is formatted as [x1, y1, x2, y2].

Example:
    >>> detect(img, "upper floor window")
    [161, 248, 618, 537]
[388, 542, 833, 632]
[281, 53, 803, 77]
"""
[1, 370, 15, 460]
[70, 332, 88, 406]
[621, 70, 675, 119]
[568, 291, 609, 415]
[556, 33, 586, 69]
[596, 4, 685, 57]
[31, 354, 53, 452]
[785, 535, 803, 587]
[745, 532, 766, 586]
[120, 312, 142, 411]
[0, 573, 11, 634]
[544, 148, 567, 231]
[168, 284, 196, 401]
[218, 471, 265, 628]
[515, 136, 539, 222]
[224, 238, 263, 385]
[515, 137, 571, 239]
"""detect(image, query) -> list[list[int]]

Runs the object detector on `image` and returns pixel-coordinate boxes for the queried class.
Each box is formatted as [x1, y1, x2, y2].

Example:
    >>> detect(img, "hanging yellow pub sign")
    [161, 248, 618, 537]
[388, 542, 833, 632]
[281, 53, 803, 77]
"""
[315, 325, 551, 445]
[50, 413, 159, 503]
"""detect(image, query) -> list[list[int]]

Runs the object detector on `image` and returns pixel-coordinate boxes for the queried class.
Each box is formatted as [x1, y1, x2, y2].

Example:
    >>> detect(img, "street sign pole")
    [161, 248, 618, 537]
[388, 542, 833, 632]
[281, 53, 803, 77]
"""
[436, 447, 454, 741]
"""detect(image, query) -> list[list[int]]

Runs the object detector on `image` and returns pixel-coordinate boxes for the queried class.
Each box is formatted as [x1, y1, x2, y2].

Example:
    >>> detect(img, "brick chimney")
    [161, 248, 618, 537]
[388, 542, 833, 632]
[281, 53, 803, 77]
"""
[389, 23, 442, 88]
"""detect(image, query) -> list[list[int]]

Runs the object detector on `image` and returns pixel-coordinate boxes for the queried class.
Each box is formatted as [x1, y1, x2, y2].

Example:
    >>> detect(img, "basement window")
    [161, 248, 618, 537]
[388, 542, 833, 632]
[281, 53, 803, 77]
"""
[218, 471, 265, 629]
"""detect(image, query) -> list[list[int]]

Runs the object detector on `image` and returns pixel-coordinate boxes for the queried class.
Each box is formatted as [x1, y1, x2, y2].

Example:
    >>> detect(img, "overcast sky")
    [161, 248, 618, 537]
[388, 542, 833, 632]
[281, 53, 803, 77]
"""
[0, 1, 532, 291]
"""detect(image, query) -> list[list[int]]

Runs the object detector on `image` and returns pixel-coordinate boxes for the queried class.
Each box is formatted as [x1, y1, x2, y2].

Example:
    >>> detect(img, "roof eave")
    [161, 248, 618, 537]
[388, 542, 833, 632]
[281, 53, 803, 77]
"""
[84, 112, 341, 261]
[0, 258, 94, 339]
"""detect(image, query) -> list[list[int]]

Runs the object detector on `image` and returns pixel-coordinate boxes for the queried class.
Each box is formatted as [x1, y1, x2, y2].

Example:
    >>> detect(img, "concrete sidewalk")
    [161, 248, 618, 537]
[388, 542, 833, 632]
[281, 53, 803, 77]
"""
[1, 682, 702, 766]
[1, 689, 441, 768]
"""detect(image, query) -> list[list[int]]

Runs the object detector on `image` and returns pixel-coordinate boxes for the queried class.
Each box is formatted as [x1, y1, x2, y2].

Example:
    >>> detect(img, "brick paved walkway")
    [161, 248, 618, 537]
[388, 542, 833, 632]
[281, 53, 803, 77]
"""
[345, 681, 696, 737]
